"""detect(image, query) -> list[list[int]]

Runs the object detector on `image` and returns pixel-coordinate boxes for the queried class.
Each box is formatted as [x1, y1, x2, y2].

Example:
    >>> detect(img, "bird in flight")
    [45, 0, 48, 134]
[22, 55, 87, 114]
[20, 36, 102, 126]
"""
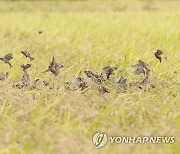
[21, 51, 35, 61]
[103, 66, 117, 80]
[43, 57, 64, 76]
[0, 53, 13, 68]
[21, 64, 32, 71]
[154, 49, 163, 63]
[133, 60, 150, 76]
[21, 64, 32, 85]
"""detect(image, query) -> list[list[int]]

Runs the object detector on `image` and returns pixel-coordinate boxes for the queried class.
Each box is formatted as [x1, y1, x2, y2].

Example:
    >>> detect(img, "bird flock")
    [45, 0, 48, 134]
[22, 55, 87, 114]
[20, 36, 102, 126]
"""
[0, 50, 164, 94]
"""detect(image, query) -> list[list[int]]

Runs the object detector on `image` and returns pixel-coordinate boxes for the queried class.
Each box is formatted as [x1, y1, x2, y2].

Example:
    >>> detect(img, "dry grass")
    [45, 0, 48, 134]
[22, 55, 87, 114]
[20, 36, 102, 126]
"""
[0, 0, 179, 154]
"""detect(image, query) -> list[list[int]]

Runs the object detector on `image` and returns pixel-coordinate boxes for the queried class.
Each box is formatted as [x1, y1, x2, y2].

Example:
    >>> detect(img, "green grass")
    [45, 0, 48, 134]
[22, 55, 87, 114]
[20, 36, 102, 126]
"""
[0, 1, 180, 154]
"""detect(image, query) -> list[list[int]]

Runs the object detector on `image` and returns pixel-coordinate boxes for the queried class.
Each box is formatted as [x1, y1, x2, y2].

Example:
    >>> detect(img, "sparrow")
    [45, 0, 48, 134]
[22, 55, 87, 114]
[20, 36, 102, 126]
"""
[154, 49, 163, 63]
[21, 51, 35, 61]
[133, 60, 150, 76]
[117, 76, 127, 84]
[84, 70, 105, 84]
[53, 63, 64, 76]
[0, 53, 13, 68]
[43, 57, 56, 73]
[98, 85, 109, 94]
[21, 64, 31, 71]
[75, 77, 88, 91]
[21, 64, 31, 85]
[103, 66, 117, 80]
[84, 70, 99, 79]
[0, 72, 8, 81]
[115, 76, 127, 92]
[43, 57, 64, 76]
[84, 70, 93, 78]
[22, 70, 30, 85]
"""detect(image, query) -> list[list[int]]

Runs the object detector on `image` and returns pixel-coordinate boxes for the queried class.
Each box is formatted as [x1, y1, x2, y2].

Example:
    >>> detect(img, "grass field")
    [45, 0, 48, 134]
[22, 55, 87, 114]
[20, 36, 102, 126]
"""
[0, 0, 180, 154]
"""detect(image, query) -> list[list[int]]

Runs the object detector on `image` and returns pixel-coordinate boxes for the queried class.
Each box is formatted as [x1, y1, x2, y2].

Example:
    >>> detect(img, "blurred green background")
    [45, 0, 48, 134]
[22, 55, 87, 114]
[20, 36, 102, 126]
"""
[0, 0, 179, 12]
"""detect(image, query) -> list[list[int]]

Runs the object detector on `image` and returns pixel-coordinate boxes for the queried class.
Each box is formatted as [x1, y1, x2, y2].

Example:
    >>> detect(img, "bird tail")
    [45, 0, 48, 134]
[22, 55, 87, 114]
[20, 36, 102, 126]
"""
[42, 69, 50, 73]
[30, 57, 35, 61]
[8, 62, 12, 68]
